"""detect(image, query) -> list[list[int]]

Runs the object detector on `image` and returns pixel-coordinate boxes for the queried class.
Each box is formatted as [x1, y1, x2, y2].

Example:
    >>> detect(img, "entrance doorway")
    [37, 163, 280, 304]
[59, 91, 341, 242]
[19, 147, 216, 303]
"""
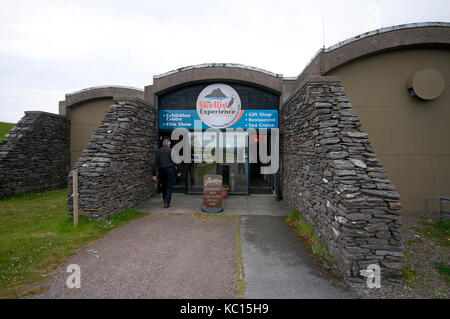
[158, 131, 276, 195]
[217, 131, 249, 195]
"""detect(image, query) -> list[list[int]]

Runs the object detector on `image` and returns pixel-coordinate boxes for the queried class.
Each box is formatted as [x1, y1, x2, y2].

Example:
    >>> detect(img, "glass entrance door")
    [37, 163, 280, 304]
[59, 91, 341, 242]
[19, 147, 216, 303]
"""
[185, 131, 249, 194]
[187, 132, 216, 194]
[217, 131, 249, 195]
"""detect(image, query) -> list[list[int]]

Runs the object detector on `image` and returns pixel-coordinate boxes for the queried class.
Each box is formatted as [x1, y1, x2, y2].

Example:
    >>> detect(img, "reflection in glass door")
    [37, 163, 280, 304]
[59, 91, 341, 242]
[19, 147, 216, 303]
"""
[185, 131, 250, 194]
[218, 131, 249, 194]
[187, 132, 217, 193]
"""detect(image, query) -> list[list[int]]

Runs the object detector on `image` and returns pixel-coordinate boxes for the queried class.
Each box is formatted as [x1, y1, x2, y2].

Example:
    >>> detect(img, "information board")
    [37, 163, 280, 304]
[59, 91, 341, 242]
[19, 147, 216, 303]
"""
[159, 110, 278, 130]
[201, 174, 223, 213]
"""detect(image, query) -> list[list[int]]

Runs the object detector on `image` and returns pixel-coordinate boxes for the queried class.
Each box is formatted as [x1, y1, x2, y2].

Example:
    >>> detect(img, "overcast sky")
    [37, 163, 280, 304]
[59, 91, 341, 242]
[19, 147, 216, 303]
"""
[0, 0, 449, 123]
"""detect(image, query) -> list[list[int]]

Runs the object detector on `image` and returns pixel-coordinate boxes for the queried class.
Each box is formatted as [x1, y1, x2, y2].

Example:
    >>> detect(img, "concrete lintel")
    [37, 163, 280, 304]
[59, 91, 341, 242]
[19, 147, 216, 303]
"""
[150, 65, 285, 96]
[153, 63, 283, 80]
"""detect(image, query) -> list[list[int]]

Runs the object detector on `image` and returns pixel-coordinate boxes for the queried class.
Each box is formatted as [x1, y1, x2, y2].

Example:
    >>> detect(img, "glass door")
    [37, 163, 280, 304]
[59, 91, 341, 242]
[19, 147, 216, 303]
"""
[186, 131, 249, 194]
[187, 131, 217, 194]
[217, 131, 249, 195]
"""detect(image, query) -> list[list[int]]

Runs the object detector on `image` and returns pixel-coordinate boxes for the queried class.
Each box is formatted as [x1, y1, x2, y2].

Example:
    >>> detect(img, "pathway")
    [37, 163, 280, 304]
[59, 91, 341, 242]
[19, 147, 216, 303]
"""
[32, 195, 357, 299]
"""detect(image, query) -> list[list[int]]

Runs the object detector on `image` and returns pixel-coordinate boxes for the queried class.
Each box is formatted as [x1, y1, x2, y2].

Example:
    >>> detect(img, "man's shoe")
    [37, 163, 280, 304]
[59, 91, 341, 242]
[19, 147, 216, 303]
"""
[164, 202, 169, 208]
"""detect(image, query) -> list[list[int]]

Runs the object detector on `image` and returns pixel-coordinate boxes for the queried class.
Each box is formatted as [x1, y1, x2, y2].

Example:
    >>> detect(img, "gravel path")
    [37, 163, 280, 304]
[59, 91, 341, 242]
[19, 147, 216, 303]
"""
[30, 209, 446, 299]
[31, 214, 238, 299]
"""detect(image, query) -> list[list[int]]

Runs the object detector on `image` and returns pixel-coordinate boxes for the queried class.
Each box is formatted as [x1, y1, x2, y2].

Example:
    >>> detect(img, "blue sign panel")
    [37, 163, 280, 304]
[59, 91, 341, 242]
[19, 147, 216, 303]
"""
[159, 110, 278, 130]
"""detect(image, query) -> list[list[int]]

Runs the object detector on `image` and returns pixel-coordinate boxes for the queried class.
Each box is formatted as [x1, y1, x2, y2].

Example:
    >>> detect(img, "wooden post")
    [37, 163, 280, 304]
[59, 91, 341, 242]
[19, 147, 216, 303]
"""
[73, 170, 78, 227]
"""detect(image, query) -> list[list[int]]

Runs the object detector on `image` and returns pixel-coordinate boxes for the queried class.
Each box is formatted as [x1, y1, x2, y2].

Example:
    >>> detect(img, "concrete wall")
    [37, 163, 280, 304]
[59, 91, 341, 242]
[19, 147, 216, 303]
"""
[69, 98, 113, 167]
[281, 77, 403, 282]
[326, 48, 450, 211]
[59, 86, 144, 167]
[145, 63, 297, 107]
[295, 23, 450, 92]
[0, 111, 70, 198]
[68, 99, 157, 220]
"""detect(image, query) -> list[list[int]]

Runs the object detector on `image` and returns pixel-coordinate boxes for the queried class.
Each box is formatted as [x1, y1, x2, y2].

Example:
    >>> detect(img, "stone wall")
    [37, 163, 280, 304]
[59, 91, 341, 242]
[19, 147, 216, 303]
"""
[68, 99, 157, 220]
[0, 111, 70, 198]
[280, 77, 403, 282]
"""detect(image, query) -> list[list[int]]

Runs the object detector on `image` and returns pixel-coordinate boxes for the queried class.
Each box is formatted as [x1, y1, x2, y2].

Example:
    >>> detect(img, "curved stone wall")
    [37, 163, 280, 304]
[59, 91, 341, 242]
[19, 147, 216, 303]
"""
[280, 77, 403, 282]
[0, 111, 70, 198]
[68, 99, 157, 219]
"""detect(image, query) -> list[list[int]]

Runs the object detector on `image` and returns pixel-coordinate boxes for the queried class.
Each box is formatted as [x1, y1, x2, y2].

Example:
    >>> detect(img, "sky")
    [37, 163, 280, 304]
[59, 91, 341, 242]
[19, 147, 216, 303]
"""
[0, 0, 449, 123]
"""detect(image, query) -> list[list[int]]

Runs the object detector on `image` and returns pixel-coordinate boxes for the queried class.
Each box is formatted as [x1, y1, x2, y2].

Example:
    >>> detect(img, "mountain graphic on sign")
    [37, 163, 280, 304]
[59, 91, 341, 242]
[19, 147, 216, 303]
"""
[205, 88, 227, 99]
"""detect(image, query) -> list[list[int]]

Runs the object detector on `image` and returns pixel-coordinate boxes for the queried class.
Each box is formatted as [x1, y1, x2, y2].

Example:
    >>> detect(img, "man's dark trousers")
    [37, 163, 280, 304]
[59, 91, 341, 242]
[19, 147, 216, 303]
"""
[159, 167, 176, 204]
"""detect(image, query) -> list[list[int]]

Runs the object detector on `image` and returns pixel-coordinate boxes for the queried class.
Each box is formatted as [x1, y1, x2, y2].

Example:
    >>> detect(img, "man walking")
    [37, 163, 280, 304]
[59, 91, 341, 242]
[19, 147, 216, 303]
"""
[152, 138, 181, 208]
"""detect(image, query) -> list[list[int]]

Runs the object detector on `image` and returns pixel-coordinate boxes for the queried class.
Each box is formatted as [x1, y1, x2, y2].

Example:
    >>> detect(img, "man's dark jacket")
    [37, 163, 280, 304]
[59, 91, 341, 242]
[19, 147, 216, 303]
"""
[152, 146, 180, 176]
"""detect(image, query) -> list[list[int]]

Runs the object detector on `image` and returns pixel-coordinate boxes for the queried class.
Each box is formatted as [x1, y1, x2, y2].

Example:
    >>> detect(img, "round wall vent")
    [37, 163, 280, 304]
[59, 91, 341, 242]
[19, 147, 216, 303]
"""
[407, 68, 445, 100]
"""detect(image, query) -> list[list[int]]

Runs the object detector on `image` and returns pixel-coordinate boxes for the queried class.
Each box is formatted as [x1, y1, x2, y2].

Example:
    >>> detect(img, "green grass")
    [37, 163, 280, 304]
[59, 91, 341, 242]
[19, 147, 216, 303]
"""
[235, 216, 245, 299]
[434, 262, 450, 282]
[286, 210, 299, 222]
[403, 264, 418, 284]
[416, 218, 449, 247]
[0, 122, 15, 140]
[285, 210, 333, 263]
[0, 189, 146, 298]
[297, 218, 314, 236]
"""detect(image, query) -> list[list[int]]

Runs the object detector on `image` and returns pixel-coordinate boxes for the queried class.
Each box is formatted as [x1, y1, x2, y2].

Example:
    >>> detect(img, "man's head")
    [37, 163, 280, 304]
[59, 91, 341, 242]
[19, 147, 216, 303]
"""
[162, 138, 171, 147]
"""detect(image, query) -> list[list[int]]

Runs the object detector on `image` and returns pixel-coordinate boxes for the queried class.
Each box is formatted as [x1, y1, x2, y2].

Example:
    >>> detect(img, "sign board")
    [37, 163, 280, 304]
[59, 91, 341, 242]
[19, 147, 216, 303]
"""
[159, 109, 278, 130]
[159, 82, 278, 130]
[196, 83, 242, 129]
[201, 174, 223, 213]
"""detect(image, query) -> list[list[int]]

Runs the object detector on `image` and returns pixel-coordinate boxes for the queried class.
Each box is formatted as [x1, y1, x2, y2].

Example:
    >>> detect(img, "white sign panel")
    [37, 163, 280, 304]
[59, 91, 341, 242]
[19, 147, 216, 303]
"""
[196, 83, 242, 129]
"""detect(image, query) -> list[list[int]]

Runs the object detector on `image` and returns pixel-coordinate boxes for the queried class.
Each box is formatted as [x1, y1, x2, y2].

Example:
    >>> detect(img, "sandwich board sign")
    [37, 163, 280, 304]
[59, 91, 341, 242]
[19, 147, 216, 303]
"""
[202, 175, 223, 213]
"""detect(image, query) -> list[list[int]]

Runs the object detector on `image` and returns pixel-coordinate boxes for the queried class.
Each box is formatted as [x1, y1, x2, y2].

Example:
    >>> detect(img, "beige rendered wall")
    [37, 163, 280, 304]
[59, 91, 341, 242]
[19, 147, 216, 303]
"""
[326, 48, 450, 212]
[69, 98, 113, 167]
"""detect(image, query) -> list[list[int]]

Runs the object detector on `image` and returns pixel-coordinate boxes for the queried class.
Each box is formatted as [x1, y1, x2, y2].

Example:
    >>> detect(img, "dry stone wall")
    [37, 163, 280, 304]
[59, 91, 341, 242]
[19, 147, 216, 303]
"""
[0, 111, 70, 198]
[68, 99, 157, 219]
[280, 77, 403, 282]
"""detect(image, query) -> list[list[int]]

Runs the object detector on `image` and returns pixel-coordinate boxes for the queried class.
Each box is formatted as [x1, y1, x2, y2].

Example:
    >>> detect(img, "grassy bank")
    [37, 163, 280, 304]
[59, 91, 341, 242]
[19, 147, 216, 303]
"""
[0, 189, 146, 298]
[0, 122, 15, 140]
[285, 210, 338, 274]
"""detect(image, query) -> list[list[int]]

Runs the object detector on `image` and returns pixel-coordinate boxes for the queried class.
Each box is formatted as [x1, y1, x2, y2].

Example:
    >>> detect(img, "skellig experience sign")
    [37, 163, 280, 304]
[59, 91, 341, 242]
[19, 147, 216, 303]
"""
[196, 83, 242, 129]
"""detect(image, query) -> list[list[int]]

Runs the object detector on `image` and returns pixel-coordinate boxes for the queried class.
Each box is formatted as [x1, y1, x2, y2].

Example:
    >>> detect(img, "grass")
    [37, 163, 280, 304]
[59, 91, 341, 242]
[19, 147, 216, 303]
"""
[0, 189, 146, 298]
[415, 218, 449, 247]
[235, 216, 245, 299]
[397, 217, 450, 298]
[434, 262, 450, 283]
[402, 264, 418, 284]
[285, 210, 334, 265]
[286, 210, 299, 222]
[0, 122, 15, 140]
[434, 262, 450, 276]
